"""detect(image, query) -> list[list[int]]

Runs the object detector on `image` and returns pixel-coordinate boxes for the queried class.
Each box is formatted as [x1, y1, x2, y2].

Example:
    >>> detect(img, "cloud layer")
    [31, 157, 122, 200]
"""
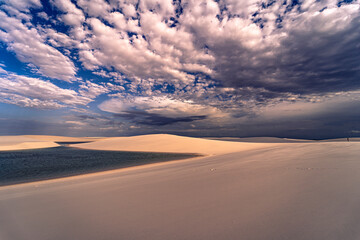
[0, 0, 359, 138]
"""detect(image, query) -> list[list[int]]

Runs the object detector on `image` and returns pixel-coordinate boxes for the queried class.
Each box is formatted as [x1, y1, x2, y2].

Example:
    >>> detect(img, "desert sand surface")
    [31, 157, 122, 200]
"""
[0, 141, 359, 240]
[73, 134, 281, 155]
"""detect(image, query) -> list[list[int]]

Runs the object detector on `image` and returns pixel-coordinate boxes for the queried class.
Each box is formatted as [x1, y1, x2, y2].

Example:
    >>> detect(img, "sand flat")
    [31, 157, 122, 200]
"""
[0, 141, 360, 240]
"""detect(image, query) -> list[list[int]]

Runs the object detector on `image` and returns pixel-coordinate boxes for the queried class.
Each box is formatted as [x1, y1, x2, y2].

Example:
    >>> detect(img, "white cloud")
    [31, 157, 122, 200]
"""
[0, 92, 64, 109]
[50, 0, 85, 26]
[99, 95, 226, 119]
[121, 3, 137, 17]
[79, 80, 110, 99]
[77, 0, 111, 17]
[0, 70, 92, 109]
[1, 0, 42, 12]
[0, 10, 77, 81]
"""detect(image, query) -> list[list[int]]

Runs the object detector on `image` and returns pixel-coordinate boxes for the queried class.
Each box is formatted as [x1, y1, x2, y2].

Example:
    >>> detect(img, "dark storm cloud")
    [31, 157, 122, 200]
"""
[114, 111, 207, 126]
[212, 3, 360, 96]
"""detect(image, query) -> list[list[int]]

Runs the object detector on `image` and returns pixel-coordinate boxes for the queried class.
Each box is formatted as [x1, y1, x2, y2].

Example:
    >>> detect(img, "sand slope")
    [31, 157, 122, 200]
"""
[73, 134, 280, 155]
[0, 142, 359, 240]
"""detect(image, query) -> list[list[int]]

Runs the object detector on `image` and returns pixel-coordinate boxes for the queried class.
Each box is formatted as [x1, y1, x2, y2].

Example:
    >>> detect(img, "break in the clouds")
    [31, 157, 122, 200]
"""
[0, 0, 359, 138]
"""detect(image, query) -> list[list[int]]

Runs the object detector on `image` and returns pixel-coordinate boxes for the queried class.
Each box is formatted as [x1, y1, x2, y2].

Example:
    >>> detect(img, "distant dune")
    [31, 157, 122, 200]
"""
[0, 136, 59, 151]
[319, 137, 360, 142]
[23, 135, 103, 142]
[1, 134, 358, 152]
[0, 135, 104, 151]
[206, 136, 314, 143]
[72, 134, 280, 155]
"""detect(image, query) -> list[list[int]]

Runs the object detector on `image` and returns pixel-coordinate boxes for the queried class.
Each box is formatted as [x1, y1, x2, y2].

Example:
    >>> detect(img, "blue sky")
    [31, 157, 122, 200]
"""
[0, 0, 359, 138]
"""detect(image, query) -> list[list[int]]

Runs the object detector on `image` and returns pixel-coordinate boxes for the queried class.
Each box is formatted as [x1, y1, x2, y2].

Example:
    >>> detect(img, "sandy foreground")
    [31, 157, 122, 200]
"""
[0, 134, 360, 240]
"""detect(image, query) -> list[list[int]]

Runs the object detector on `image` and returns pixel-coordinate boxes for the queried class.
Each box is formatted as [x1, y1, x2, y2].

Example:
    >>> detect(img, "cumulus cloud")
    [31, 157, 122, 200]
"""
[3, 0, 359, 95]
[1, 0, 41, 13]
[0, 10, 76, 81]
[50, 0, 85, 26]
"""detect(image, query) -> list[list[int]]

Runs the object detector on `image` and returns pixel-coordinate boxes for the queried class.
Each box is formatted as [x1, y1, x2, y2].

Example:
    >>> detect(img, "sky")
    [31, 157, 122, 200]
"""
[0, 0, 359, 139]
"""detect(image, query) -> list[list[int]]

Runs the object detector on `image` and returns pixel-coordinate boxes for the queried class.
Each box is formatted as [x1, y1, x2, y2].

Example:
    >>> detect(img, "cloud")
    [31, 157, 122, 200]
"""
[46, 0, 360, 98]
[98, 96, 225, 125]
[114, 111, 207, 126]
[79, 80, 110, 99]
[0, 9, 76, 81]
[50, 0, 85, 26]
[1, 0, 41, 12]
[99, 96, 221, 117]
[190, 0, 360, 95]
[0, 0, 359, 138]
[4, 0, 359, 96]
[0, 70, 91, 109]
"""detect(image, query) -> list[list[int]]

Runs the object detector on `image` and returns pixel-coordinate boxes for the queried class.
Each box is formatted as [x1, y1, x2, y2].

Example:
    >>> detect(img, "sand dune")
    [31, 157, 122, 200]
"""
[0, 141, 359, 240]
[1, 134, 357, 152]
[320, 137, 360, 142]
[73, 134, 281, 155]
[0, 141, 59, 151]
[206, 136, 314, 143]
[0, 136, 59, 151]
[0, 135, 103, 151]
[23, 135, 103, 142]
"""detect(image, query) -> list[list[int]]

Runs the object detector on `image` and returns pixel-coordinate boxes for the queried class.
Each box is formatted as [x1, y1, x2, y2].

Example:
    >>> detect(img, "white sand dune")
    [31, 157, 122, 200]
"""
[0, 141, 59, 151]
[0, 135, 103, 151]
[0, 141, 359, 240]
[0, 136, 59, 151]
[206, 136, 314, 143]
[23, 135, 103, 142]
[73, 134, 280, 155]
[1, 134, 357, 152]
